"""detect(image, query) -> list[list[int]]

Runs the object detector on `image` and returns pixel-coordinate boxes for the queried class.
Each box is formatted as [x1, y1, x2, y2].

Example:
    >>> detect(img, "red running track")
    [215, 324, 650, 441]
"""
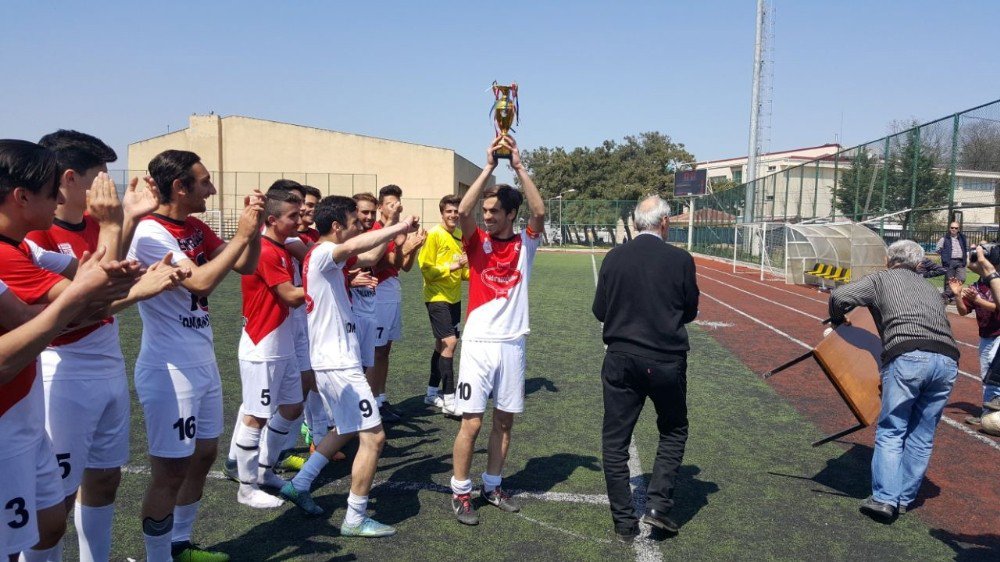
[692, 254, 999, 551]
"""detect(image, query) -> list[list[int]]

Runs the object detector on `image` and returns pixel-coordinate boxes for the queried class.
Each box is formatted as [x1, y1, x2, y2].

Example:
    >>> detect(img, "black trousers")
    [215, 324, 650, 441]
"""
[601, 350, 688, 532]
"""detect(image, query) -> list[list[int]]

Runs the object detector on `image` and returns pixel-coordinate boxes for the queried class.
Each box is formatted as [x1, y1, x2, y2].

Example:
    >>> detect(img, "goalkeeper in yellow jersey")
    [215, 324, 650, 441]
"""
[418, 195, 469, 416]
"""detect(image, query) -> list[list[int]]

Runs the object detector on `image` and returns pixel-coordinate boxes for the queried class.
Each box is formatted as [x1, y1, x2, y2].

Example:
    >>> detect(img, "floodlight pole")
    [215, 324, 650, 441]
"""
[744, 0, 767, 223]
[556, 189, 576, 246]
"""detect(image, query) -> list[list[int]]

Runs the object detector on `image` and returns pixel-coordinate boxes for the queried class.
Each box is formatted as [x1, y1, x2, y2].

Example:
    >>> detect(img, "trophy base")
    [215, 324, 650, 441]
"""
[493, 150, 512, 161]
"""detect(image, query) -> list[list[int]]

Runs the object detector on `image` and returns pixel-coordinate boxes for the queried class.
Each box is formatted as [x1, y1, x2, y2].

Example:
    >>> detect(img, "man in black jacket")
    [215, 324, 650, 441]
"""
[936, 221, 967, 301]
[592, 195, 699, 543]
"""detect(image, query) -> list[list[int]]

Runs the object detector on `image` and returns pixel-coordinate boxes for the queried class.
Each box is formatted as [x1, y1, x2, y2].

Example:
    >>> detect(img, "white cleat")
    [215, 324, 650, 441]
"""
[424, 394, 445, 408]
[238, 485, 285, 509]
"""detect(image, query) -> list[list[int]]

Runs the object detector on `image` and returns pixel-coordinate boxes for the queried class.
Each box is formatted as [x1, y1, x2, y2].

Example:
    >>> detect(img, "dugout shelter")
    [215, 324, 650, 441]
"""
[785, 221, 886, 286]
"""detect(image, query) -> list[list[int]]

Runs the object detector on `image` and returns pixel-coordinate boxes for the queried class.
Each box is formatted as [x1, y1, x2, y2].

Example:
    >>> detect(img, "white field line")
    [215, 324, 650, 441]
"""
[592, 252, 662, 561]
[699, 270, 980, 382]
[700, 289, 1000, 452]
[515, 512, 614, 544]
[693, 320, 735, 330]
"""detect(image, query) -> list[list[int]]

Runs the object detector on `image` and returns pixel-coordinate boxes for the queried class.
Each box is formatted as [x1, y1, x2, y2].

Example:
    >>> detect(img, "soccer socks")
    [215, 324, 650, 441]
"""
[292, 451, 330, 492]
[377, 393, 386, 408]
[19, 542, 62, 561]
[439, 355, 456, 395]
[142, 513, 173, 562]
[76, 502, 114, 562]
[306, 391, 329, 445]
[260, 414, 295, 471]
[171, 500, 200, 544]
[227, 404, 246, 462]
[482, 472, 502, 493]
[450, 476, 473, 496]
[345, 492, 368, 526]
[428, 350, 442, 389]
[234, 423, 261, 485]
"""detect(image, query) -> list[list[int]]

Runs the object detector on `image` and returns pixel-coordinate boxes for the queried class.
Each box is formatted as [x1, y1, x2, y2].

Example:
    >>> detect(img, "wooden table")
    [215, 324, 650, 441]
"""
[763, 308, 883, 446]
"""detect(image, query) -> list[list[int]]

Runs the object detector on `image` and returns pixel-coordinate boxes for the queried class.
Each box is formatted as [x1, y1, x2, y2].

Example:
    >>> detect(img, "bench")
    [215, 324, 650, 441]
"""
[805, 263, 851, 283]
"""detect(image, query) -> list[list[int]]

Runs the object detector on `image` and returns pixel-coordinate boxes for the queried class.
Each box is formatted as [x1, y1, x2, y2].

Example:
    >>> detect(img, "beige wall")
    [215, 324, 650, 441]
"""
[127, 114, 489, 221]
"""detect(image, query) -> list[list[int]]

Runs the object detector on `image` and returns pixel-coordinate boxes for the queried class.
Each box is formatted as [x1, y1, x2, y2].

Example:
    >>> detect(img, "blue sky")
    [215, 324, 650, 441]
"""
[2, 1, 999, 183]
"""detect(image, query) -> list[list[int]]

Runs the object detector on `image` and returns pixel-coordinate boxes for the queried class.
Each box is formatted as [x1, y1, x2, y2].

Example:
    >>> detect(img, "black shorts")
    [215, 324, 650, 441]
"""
[426, 301, 461, 340]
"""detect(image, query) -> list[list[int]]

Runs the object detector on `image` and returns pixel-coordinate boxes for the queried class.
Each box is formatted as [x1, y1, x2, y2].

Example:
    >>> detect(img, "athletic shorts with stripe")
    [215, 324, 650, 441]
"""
[239, 358, 304, 418]
[0, 436, 63, 556]
[135, 363, 224, 458]
[455, 337, 526, 415]
[314, 368, 382, 434]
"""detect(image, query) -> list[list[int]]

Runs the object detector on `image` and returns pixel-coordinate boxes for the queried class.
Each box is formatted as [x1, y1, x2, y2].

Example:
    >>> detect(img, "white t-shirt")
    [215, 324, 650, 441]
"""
[128, 215, 224, 369]
[463, 228, 541, 341]
[304, 241, 362, 370]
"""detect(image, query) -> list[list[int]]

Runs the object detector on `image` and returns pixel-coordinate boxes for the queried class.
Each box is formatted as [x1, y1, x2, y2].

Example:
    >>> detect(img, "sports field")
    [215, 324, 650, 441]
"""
[65, 251, 997, 561]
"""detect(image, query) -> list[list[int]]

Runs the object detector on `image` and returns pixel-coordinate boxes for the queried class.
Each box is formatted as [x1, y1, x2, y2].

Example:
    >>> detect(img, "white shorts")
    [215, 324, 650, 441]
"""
[135, 363, 224, 459]
[456, 338, 526, 414]
[293, 311, 312, 372]
[374, 301, 402, 346]
[0, 437, 63, 556]
[356, 315, 377, 369]
[43, 373, 130, 496]
[314, 367, 381, 434]
[239, 358, 304, 418]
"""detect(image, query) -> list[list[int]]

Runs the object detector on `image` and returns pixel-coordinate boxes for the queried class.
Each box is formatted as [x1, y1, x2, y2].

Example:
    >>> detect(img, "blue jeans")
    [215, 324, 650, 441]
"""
[871, 350, 957, 508]
[978, 337, 1000, 412]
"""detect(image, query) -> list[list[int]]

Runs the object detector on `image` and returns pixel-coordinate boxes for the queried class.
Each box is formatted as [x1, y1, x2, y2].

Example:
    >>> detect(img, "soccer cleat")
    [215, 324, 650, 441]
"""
[340, 516, 397, 537]
[280, 482, 324, 516]
[258, 468, 287, 490]
[966, 415, 982, 426]
[424, 394, 445, 408]
[222, 459, 239, 484]
[171, 541, 229, 561]
[451, 493, 479, 525]
[278, 453, 306, 472]
[481, 486, 521, 512]
[237, 485, 284, 509]
[441, 398, 459, 418]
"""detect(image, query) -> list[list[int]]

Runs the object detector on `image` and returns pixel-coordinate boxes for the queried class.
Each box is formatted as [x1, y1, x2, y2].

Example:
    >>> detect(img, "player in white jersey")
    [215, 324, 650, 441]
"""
[280, 195, 418, 538]
[351, 192, 387, 373]
[449, 135, 545, 525]
[128, 150, 263, 562]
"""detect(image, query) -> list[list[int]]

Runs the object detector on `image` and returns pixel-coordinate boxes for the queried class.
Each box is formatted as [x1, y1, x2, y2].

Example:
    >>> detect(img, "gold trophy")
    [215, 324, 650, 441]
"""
[491, 81, 519, 160]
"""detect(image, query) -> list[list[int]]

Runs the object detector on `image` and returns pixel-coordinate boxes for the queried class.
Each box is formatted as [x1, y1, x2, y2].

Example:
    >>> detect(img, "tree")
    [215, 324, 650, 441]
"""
[519, 132, 694, 243]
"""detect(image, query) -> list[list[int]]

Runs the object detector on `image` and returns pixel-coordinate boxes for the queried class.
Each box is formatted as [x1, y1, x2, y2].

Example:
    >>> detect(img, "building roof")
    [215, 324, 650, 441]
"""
[696, 143, 842, 166]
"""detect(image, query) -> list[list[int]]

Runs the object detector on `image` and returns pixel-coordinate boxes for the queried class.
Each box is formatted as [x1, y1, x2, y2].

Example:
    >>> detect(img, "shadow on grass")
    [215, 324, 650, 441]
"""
[505, 452, 601, 492]
[646, 465, 719, 535]
[526, 377, 559, 395]
[929, 529, 1000, 561]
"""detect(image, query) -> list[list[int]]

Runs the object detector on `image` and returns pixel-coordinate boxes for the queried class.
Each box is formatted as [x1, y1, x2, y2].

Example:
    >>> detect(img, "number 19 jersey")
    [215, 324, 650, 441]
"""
[303, 241, 362, 370]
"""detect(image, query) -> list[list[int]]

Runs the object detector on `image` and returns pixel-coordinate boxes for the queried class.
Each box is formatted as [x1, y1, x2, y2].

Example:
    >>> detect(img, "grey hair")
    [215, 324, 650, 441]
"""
[886, 239, 924, 270]
[633, 195, 672, 232]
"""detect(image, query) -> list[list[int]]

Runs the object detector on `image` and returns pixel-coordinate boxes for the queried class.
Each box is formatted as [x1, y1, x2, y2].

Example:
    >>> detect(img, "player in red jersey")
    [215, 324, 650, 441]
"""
[0, 139, 168, 561]
[370, 185, 425, 422]
[26, 130, 184, 562]
[233, 189, 307, 508]
[449, 135, 545, 525]
[127, 150, 263, 562]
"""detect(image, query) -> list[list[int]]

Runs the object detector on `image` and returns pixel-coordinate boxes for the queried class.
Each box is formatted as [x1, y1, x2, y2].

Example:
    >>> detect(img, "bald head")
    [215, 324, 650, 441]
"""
[633, 195, 671, 232]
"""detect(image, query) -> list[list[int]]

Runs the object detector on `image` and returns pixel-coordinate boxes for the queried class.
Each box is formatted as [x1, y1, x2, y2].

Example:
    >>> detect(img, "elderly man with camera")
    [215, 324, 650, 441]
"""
[828, 239, 959, 523]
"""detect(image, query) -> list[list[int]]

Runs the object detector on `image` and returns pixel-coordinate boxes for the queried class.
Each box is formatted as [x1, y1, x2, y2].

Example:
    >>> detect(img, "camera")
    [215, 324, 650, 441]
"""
[969, 243, 1000, 267]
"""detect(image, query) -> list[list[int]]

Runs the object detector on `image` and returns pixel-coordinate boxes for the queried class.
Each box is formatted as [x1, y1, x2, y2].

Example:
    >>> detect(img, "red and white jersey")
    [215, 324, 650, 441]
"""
[371, 221, 401, 304]
[26, 216, 123, 378]
[298, 228, 320, 245]
[127, 214, 224, 368]
[303, 241, 361, 370]
[240, 237, 297, 361]
[463, 228, 541, 341]
[0, 239, 67, 454]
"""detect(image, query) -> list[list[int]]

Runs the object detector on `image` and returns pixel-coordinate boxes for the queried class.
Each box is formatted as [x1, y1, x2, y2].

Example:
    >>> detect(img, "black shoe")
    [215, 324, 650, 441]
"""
[379, 404, 401, 423]
[641, 509, 679, 534]
[615, 526, 639, 544]
[897, 504, 907, 515]
[859, 496, 896, 522]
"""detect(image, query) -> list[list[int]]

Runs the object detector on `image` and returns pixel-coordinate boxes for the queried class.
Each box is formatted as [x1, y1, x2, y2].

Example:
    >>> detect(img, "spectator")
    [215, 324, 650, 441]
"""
[952, 245, 1000, 426]
[935, 222, 968, 302]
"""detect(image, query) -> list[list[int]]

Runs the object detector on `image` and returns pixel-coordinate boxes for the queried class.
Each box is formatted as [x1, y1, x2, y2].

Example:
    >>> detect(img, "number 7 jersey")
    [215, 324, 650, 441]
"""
[127, 214, 224, 369]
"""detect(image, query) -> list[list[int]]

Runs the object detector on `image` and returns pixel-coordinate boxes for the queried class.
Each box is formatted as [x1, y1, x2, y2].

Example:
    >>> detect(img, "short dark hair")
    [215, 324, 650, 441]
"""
[37, 130, 117, 176]
[353, 192, 378, 206]
[265, 190, 303, 220]
[483, 184, 523, 216]
[314, 195, 357, 235]
[148, 150, 201, 204]
[378, 184, 402, 203]
[267, 179, 304, 198]
[301, 185, 322, 200]
[0, 139, 60, 201]
[439, 194, 461, 213]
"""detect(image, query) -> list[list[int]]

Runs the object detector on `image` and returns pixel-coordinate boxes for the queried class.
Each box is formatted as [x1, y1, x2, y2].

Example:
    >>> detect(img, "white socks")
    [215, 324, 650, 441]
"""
[172, 500, 200, 544]
[19, 542, 62, 562]
[376, 393, 386, 407]
[482, 472, 502, 493]
[426, 386, 438, 397]
[227, 404, 246, 462]
[234, 423, 261, 485]
[260, 414, 294, 471]
[345, 492, 368, 526]
[292, 451, 330, 492]
[76, 502, 114, 562]
[306, 391, 329, 445]
[450, 476, 473, 496]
